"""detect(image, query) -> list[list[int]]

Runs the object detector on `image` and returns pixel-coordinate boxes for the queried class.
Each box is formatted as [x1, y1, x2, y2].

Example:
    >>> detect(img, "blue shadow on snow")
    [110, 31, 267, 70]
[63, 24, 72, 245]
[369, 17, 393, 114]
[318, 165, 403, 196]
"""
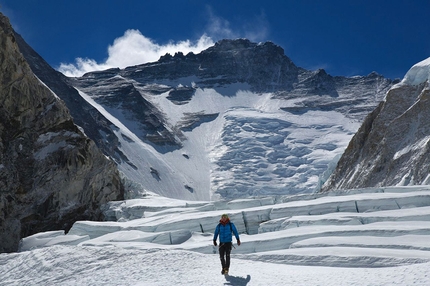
[224, 274, 251, 286]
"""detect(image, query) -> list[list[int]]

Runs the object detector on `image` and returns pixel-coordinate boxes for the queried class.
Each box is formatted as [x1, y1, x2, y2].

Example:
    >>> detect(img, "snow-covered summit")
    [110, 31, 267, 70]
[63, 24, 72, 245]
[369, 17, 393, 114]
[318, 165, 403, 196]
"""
[401, 57, 430, 86]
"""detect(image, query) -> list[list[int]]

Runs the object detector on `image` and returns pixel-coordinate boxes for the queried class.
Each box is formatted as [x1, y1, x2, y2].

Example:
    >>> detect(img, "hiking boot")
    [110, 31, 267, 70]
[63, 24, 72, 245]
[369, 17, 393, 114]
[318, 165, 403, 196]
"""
[223, 268, 229, 275]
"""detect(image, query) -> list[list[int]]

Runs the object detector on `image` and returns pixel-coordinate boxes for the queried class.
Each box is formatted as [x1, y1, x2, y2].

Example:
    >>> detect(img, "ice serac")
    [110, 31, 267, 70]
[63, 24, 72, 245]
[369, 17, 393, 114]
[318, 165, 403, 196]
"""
[321, 57, 430, 192]
[0, 13, 124, 253]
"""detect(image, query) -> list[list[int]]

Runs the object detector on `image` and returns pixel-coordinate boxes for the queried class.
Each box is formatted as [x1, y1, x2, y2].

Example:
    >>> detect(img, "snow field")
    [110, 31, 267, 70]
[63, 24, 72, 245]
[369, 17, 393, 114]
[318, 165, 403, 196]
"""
[3, 246, 430, 285]
[3, 186, 430, 284]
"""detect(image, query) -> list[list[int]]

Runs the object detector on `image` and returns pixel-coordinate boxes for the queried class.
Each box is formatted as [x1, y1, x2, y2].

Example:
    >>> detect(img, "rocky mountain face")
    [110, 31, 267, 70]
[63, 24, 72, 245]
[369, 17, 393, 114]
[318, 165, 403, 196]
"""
[17, 33, 396, 200]
[13, 32, 128, 165]
[71, 39, 395, 144]
[321, 58, 430, 191]
[127, 39, 299, 92]
[70, 39, 301, 150]
[0, 13, 124, 253]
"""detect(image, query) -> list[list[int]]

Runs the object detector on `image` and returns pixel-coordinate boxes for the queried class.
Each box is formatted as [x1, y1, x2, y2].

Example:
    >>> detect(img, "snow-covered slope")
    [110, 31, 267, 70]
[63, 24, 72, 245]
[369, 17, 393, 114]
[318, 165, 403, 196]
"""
[2, 185, 430, 285]
[63, 39, 394, 201]
[76, 83, 362, 201]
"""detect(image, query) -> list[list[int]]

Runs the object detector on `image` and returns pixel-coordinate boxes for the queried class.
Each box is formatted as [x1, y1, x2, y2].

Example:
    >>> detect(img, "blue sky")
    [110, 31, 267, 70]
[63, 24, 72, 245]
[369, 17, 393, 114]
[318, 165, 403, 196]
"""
[1, 0, 429, 79]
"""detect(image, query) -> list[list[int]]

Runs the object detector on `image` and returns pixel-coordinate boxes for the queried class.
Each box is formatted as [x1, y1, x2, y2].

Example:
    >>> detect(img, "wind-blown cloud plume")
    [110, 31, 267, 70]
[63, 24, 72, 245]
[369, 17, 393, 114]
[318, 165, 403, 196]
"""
[59, 30, 214, 77]
[205, 7, 269, 42]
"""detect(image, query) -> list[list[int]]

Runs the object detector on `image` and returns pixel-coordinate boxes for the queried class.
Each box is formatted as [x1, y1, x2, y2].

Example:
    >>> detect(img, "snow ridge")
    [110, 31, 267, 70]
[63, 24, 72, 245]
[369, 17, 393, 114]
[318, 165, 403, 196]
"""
[402, 57, 430, 86]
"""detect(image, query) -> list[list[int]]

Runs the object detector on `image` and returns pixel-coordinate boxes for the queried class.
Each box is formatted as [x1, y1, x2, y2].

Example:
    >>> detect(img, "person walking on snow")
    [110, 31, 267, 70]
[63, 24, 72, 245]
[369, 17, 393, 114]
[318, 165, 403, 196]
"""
[213, 214, 241, 275]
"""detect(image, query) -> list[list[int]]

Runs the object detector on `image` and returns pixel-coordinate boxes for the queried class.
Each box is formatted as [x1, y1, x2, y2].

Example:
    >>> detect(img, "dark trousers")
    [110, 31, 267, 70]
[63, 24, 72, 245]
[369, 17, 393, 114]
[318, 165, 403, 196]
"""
[219, 242, 232, 269]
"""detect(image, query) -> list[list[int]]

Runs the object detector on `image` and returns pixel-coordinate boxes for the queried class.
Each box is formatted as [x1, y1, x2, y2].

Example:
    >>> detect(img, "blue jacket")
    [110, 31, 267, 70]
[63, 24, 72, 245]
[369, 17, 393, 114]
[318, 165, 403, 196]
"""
[213, 222, 240, 243]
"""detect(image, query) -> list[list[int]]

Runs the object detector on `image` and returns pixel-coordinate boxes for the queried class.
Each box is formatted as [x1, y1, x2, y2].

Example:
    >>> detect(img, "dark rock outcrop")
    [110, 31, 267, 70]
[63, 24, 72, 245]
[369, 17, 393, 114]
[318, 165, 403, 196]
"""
[12, 31, 131, 164]
[0, 13, 124, 253]
[120, 39, 299, 92]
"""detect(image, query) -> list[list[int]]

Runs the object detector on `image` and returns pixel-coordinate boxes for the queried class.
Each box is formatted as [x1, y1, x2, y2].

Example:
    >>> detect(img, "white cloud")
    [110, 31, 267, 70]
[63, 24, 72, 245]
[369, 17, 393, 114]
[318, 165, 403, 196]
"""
[58, 58, 111, 77]
[58, 30, 214, 77]
[105, 30, 214, 69]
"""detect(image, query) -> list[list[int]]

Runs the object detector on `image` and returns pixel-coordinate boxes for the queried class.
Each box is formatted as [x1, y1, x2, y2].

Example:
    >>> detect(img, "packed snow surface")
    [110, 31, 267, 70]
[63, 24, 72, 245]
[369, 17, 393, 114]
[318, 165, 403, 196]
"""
[2, 185, 430, 285]
[401, 57, 430, 86]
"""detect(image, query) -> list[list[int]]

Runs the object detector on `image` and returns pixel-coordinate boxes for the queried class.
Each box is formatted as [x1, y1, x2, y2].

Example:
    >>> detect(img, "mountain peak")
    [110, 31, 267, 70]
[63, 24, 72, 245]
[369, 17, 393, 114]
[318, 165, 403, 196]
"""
[213, 38, 255, 50]
[122, 38, 298, 92]
[204, 38, 286, 58]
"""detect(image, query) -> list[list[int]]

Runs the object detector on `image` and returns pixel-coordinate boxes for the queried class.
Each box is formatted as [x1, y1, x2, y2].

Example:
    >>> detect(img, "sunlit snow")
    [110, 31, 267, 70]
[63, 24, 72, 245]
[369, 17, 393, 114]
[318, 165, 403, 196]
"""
[76, 81, 360, 201]
[401, 57, 430, 86]
[2, 186, 430, 285]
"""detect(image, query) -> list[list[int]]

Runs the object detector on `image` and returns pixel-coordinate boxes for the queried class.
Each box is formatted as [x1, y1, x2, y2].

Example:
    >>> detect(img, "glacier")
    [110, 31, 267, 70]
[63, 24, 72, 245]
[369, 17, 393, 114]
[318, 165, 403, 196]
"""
[2, 185, 430, 285]
[75, 82, 363, 201]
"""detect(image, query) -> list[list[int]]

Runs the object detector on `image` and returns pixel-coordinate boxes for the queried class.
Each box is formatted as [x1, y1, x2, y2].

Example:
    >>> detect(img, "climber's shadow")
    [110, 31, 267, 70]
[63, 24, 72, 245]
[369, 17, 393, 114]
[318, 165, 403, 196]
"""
[224, 274, 251, 286]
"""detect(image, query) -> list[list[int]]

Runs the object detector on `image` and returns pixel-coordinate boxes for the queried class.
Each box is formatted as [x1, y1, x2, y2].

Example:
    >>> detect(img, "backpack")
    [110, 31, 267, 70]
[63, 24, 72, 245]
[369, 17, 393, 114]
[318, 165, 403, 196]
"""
[218, 222, 233, 233]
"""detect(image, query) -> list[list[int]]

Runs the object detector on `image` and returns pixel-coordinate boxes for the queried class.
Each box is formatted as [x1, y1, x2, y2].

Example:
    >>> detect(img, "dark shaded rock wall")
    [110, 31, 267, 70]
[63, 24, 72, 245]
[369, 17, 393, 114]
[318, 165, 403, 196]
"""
[0, 13, 124, 253]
